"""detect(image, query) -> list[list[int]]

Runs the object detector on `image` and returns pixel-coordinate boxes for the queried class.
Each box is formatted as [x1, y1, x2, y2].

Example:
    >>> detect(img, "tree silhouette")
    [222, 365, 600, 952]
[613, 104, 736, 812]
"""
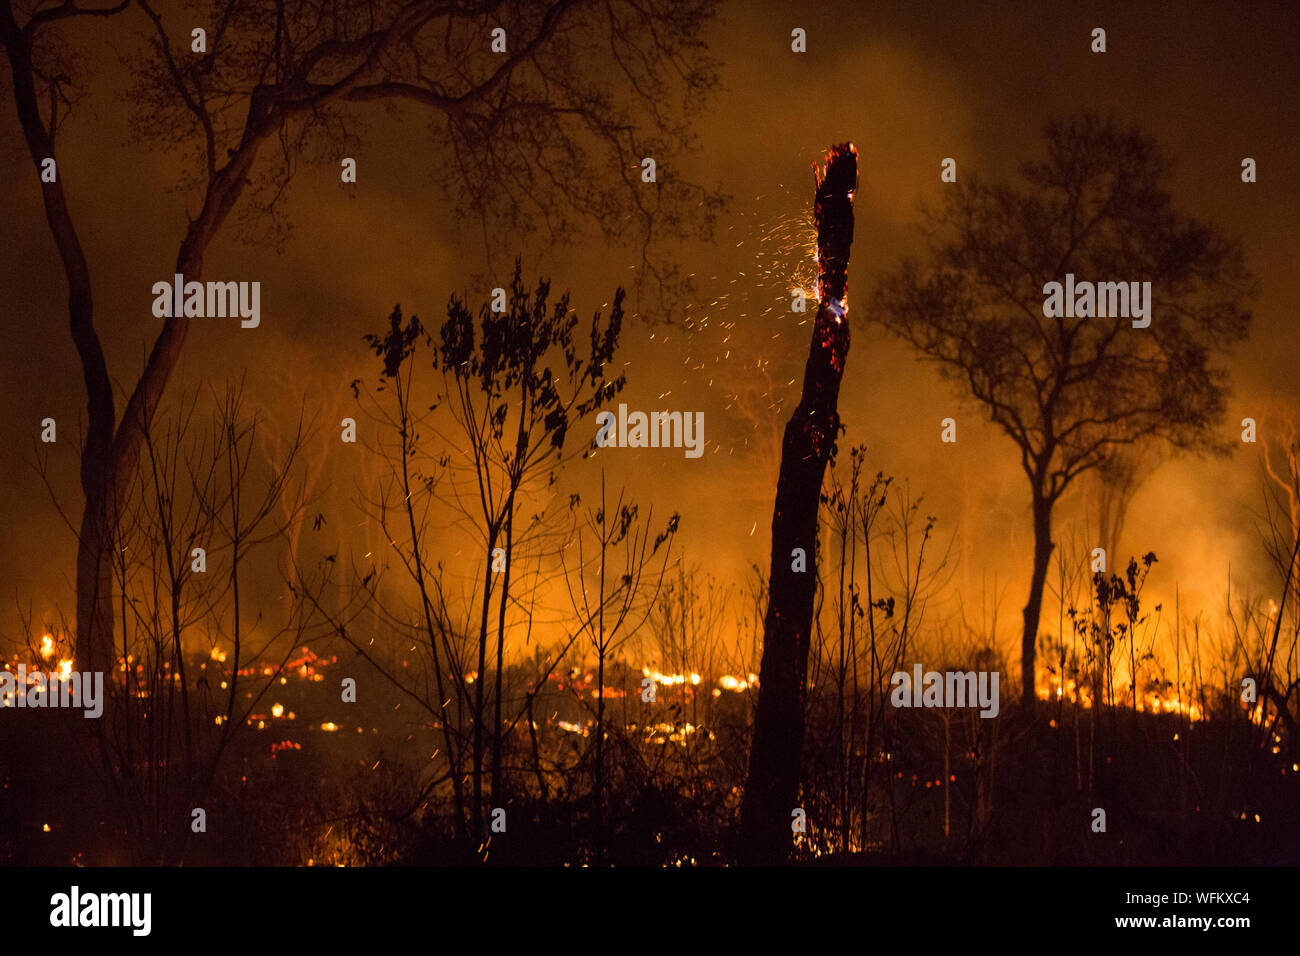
[741, 142, 857, 863]
[321, 263, 630, 848]
[1, 0, 723, 678]
[872, 113, 1256, 712]
[433, 261, 627, 832]
[561, 470, 676, 861]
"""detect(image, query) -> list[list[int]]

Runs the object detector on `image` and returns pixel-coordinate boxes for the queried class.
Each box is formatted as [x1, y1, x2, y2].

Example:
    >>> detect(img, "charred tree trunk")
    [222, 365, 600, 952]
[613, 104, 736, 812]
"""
[740, 143, 857, 865]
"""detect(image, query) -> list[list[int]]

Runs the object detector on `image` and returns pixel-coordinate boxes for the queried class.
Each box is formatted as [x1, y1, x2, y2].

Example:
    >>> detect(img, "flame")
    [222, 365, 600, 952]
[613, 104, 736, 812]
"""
[639, 721, 708, 745]
[642, 667, 700, 686]
[39, 635, 54, 660]
[1037, 669, 1203, 721]
[717, 673, 759, 692]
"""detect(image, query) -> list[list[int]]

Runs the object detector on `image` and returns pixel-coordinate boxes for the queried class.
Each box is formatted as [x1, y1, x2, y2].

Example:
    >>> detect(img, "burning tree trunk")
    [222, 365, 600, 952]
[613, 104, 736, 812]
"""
[740, 143, 857, 864]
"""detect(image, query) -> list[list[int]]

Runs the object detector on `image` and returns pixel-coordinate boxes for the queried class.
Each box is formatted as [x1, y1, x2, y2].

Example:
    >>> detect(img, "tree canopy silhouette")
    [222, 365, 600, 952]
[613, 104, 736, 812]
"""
[872, 112, 1257, 711]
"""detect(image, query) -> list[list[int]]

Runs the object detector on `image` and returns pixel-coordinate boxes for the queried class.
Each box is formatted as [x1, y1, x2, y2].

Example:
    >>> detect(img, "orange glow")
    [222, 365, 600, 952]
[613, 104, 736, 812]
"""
[642, 666, 700, 686]
[1036, 669, 1203, 721]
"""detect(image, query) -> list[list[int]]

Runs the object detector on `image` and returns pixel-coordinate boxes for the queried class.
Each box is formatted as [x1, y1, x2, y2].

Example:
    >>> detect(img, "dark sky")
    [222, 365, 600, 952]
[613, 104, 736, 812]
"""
[2, 0, 1297, 662]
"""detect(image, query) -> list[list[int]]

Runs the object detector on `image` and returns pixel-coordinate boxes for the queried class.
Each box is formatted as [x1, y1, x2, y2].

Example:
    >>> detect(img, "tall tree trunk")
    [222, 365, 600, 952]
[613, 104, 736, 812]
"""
[4, 0, 274, 674]
[75, 228, 230, 675]
[1020, 489, 1055, 712]
[740, 143, 857, 864]
[2, 5, 114, 676]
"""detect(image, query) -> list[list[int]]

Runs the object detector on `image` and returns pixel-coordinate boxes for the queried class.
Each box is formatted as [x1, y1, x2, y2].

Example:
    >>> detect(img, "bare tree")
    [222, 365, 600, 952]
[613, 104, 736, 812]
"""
[1090, 443, 1166, 563]
[562, 470, 676, 861]
[99, 383, 309, 862]
[872, 112, 1256, 712]
[804, 447, 949, 856]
